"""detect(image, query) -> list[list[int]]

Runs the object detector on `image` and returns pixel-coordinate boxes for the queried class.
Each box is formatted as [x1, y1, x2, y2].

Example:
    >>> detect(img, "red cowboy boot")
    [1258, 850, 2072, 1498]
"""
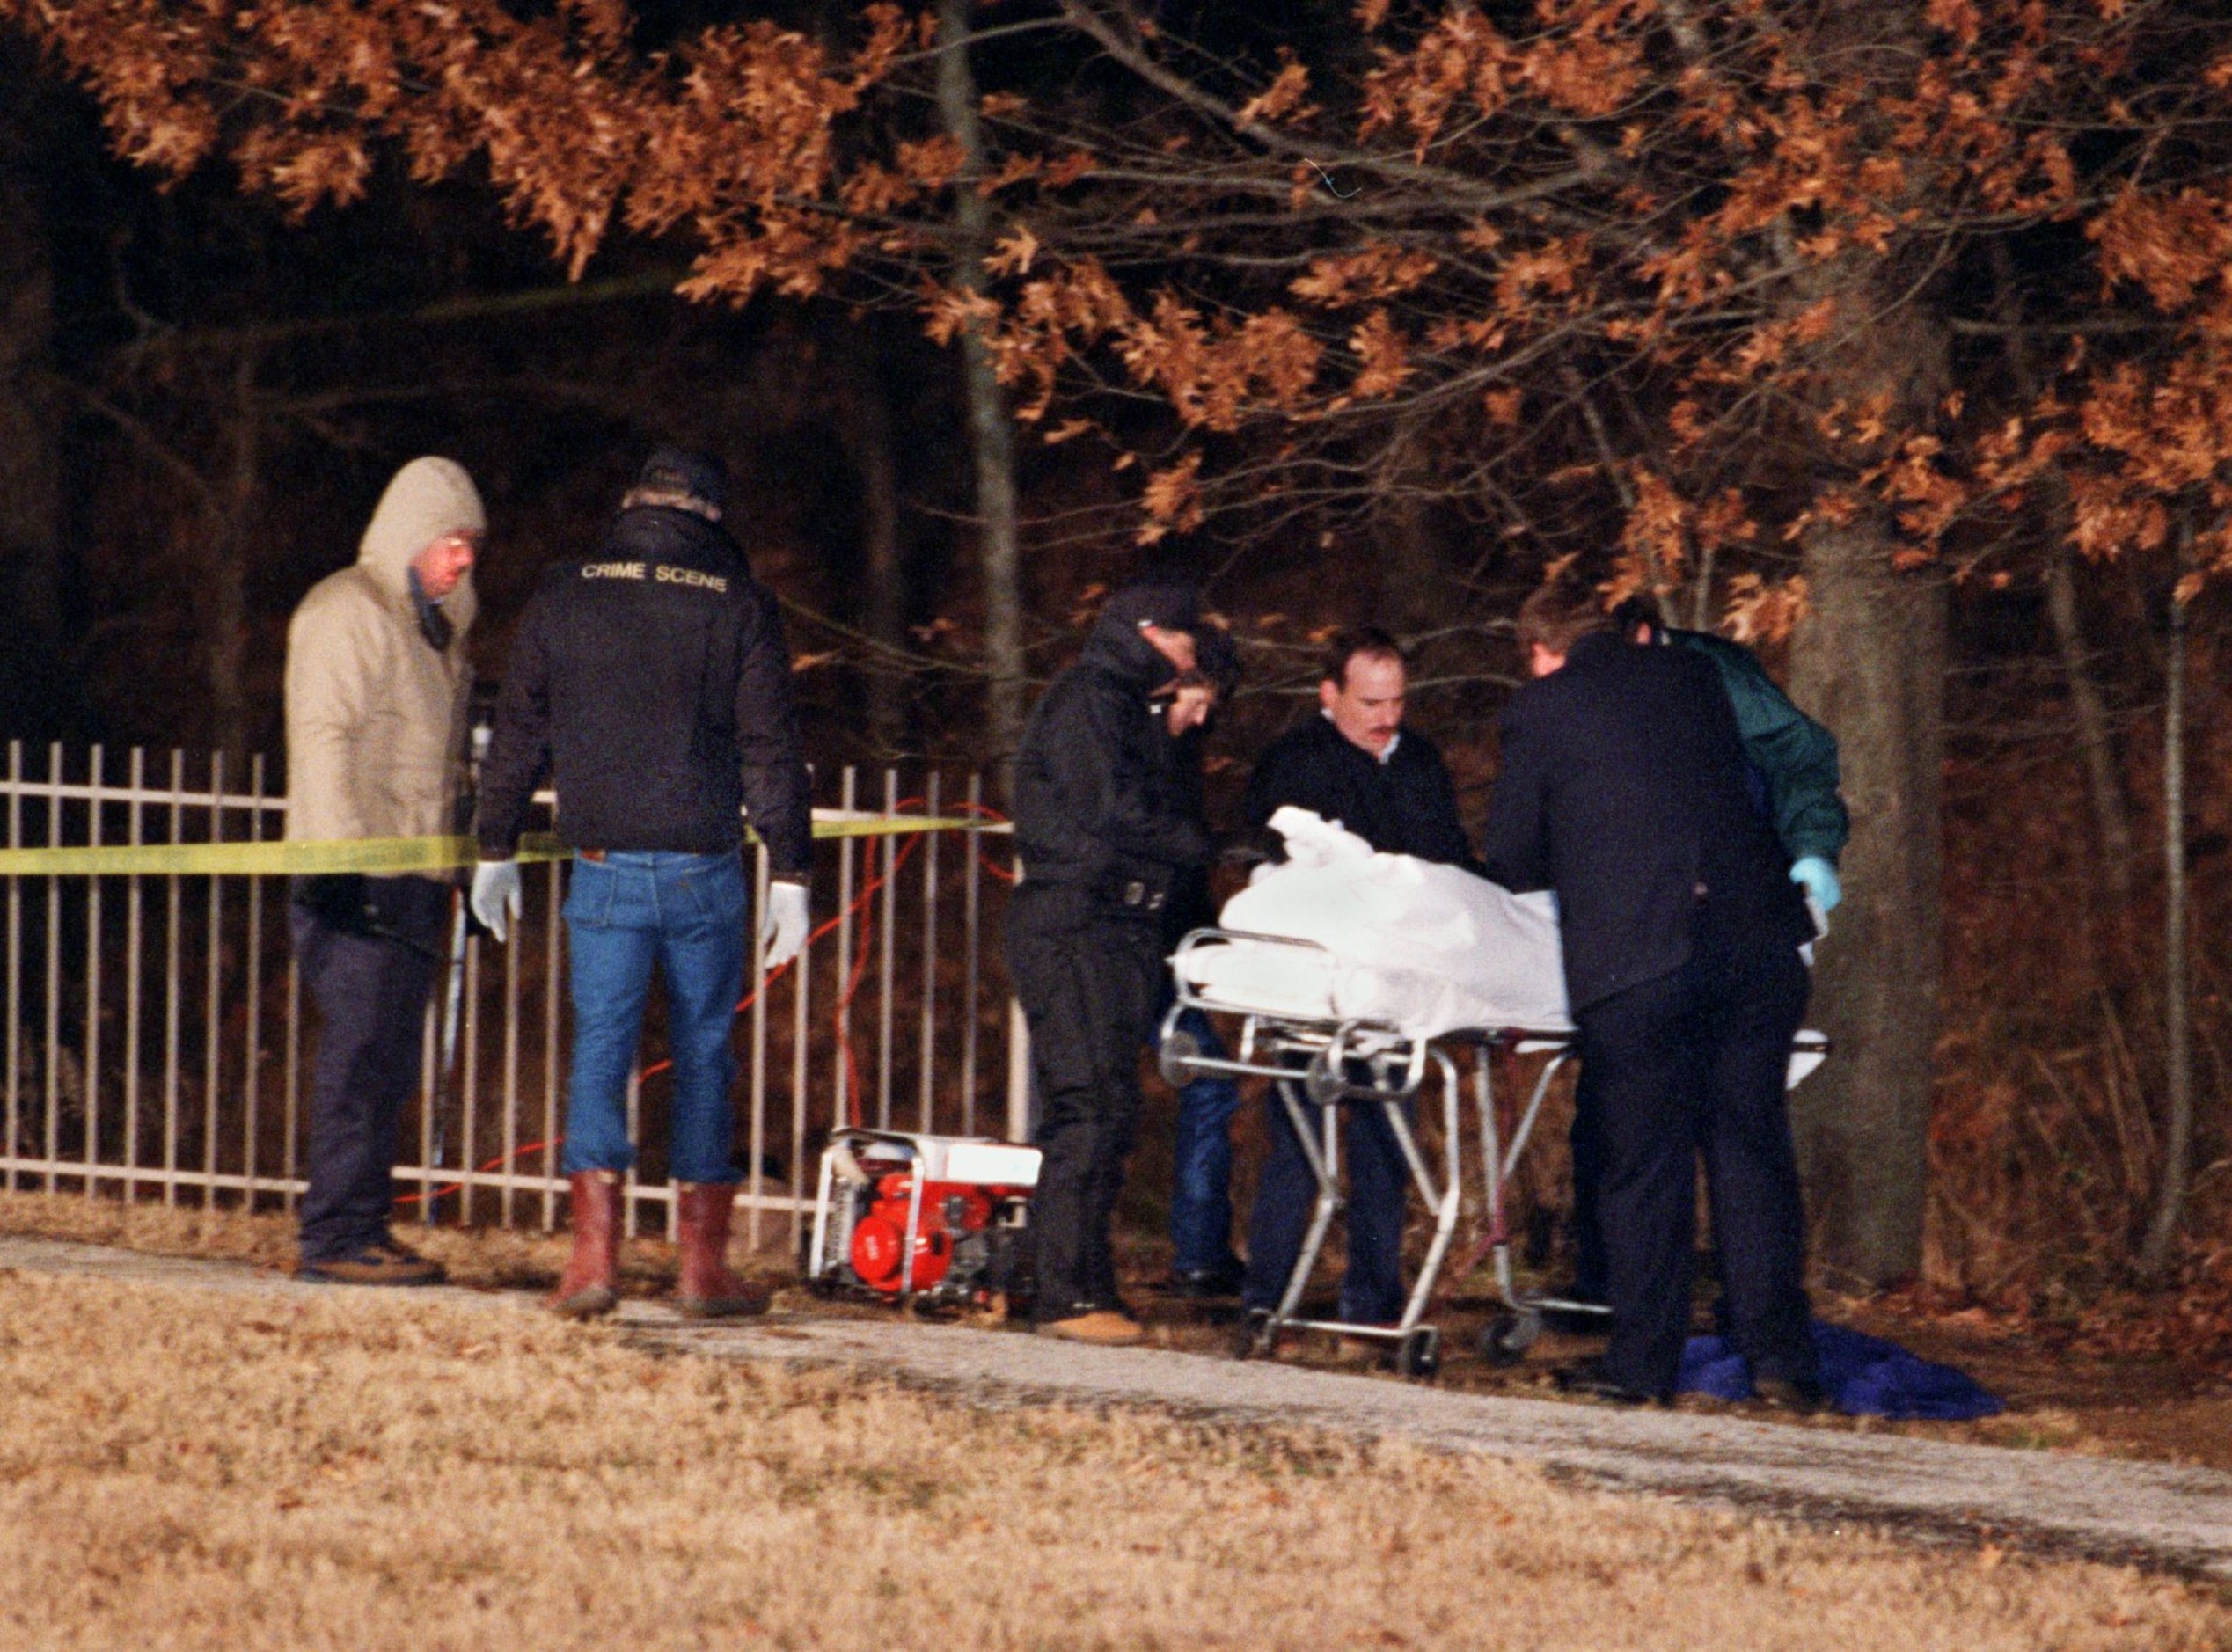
[551, 1169, 622, 1319]
[674, 1181, 770, 1319]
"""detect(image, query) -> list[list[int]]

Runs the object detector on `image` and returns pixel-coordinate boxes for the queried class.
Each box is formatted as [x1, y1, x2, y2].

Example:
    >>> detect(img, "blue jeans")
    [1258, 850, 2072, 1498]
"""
[1155, 1003, 1243, 1275]
[561, 852, 747, 1186]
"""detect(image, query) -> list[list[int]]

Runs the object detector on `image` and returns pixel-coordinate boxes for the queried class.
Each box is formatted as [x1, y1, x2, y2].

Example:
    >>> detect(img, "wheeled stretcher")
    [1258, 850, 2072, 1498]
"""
[1162, 926, 1827, 1378]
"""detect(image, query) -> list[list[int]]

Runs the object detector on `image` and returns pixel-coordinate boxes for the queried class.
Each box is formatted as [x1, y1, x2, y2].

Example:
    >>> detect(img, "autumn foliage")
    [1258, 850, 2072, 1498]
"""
[4, 0, 2226, 617]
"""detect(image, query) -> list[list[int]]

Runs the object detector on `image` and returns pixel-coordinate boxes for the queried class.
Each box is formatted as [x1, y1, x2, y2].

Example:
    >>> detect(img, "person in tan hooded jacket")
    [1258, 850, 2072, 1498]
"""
[285, 456, 484, 1285]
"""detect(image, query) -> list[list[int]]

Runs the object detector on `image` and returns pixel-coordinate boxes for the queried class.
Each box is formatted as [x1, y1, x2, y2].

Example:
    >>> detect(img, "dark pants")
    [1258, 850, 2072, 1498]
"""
[1568, 1059, 1608, 1302]
[1575, 935, 1814, 1399]
[1242, 1093, 1410, 1325]
[1009, 883, 1163, 1323]
[292, 875, 448, 1264]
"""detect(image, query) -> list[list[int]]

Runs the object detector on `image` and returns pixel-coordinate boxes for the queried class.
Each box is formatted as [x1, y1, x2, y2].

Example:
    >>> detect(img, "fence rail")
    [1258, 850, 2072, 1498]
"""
[0, 741, 1023, 1250]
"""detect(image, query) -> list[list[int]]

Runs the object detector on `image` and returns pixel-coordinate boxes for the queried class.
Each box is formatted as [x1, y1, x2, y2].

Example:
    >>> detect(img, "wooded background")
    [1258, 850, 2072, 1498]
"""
[4, 0, 2232, 1341]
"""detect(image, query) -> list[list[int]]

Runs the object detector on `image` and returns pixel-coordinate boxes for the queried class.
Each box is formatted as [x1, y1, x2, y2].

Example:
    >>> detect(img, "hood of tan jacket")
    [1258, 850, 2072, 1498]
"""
[284, 457, 484, 844]
[355, 455, 483, 634]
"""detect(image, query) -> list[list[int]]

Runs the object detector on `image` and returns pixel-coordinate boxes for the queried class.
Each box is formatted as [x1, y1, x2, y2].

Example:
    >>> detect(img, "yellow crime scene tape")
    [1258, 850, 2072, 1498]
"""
[0, 815, 999, 879]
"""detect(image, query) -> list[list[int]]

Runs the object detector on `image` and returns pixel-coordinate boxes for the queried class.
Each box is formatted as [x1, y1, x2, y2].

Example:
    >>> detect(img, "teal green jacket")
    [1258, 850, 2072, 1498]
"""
[1671, 629, 1849, 866]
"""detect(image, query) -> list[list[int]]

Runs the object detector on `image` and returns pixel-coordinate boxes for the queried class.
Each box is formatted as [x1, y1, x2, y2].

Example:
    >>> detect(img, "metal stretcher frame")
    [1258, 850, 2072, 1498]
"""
[1162, 927, 1831, 1378]
[1160, 927, 1522, 1377]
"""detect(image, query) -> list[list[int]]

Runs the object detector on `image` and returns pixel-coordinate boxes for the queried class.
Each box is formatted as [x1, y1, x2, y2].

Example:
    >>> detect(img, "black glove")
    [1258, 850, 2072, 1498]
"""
[1216, 826, 1283, 870]
[296, 873, 371, 935]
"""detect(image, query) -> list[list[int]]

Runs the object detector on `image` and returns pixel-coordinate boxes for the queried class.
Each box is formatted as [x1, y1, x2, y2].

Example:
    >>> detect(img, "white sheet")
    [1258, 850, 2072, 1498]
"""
[1178, 808, 1573, 1039]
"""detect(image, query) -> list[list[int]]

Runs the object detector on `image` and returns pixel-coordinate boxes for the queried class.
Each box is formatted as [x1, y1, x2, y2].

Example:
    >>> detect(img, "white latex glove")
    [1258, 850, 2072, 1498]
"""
[472, 860, 523, 944]
[761, 880, 810, 971]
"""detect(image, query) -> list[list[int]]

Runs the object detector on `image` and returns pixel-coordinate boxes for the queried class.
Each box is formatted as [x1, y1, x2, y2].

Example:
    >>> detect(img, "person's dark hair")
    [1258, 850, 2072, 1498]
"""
[1515, 582, 1612, 656]
[1606, 592, 1665, 640]
[1321, 625, 1406, 690]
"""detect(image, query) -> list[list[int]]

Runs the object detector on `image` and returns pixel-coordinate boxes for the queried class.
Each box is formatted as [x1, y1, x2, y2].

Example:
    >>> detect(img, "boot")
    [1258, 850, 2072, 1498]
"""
[675, 1181, 770, 1319]
[551, 1170, 622, 1319]
[1036, 1309, 1145, 1347]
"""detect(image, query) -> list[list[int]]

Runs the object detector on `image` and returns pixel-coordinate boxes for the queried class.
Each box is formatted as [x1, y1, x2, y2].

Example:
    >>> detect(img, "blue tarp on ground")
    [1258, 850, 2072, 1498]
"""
[1678, 1319, 2005, 1420]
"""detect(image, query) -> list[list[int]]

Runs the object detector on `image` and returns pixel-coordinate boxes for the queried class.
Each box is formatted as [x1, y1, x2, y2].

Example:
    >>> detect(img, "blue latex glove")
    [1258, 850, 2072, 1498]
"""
[1789, 855, 1841, 914]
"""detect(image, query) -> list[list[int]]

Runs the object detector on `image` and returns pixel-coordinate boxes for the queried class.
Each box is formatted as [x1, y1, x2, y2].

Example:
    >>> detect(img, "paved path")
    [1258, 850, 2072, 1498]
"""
[8, 1234, 2232, 1580]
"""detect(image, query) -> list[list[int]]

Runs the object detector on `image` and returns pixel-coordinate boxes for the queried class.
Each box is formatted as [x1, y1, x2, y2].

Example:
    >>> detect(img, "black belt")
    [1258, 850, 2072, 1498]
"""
[1018, 868, 1166, 911]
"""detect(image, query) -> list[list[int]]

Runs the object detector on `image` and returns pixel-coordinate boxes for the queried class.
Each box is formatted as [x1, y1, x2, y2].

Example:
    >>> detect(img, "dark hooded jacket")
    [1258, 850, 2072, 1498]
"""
[475, 505, 814, 875]
[1012, 613, 1212, 912]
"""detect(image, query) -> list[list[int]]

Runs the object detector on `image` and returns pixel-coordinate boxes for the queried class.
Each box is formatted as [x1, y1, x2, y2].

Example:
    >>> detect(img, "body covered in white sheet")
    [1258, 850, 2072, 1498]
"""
[1176, 807, 1572, 1038]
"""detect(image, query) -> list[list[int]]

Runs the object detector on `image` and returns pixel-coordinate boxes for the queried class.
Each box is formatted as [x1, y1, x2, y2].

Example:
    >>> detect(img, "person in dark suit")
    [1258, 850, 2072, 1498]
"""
[1239, 628, 1478, 1338]
[1554, 593, 1848, 1315]
[1477, 583, 1820, 1407]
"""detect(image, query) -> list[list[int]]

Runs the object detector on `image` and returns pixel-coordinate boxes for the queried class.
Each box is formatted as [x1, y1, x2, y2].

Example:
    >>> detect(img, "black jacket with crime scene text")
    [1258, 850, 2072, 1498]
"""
[1012, 614, 1213, 912]
[1477, 631, 1813, 1012]
[1242, 713, 1479, 871]
[474, 506, 814, 877]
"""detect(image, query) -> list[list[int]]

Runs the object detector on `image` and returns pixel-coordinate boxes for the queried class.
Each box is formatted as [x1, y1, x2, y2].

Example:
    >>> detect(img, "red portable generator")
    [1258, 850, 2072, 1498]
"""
[805, 1129, 1039, 1309]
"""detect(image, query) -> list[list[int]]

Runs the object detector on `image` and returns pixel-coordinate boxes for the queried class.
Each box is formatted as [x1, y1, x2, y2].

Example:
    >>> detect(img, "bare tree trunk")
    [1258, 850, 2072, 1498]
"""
[1372, 419, 1452, 635]
[1771, 1, 1949, 1277]
[1992, 241, 2135, 908]
[2140, 544, 2194, 1283]
[1788, 518, 1946, 1288]
[2044, 550, 2137, 909]
[0, 56, 65, 730]
[1782, 253, 1950, 1288]
[831, 323, 909, 754]
[202, 355, 260, 758]
[1687, 545, 1717, 632]
[935, 0, 1025, 778]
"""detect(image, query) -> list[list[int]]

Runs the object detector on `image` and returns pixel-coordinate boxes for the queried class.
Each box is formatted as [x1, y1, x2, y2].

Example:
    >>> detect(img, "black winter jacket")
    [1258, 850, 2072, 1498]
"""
[474, 507, 814, 876]
[1243, 713, 1478, 870]
[1478, 632, 1813, 1012]
[1012, 615, 1211, 914]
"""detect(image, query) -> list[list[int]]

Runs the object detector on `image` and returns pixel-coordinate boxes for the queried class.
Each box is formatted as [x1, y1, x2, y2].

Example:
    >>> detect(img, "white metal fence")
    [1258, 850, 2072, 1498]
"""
[0, 742, 1023, 1249]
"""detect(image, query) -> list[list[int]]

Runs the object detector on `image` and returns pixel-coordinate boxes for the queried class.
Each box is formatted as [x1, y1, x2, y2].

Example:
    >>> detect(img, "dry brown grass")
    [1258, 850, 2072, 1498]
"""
[0, 1188, 777, 1297]
[0, 1266, 2221, 1650]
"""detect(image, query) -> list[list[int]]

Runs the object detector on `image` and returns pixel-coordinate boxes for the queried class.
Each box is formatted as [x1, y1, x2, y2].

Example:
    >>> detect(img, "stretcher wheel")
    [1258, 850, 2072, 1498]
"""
[1159, 1027, 1203, 1088]
[1395, 1327, 1441, 1379]
[1479, 1309, 1540, 1366]
[1304, 1052, 1345, 1109]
